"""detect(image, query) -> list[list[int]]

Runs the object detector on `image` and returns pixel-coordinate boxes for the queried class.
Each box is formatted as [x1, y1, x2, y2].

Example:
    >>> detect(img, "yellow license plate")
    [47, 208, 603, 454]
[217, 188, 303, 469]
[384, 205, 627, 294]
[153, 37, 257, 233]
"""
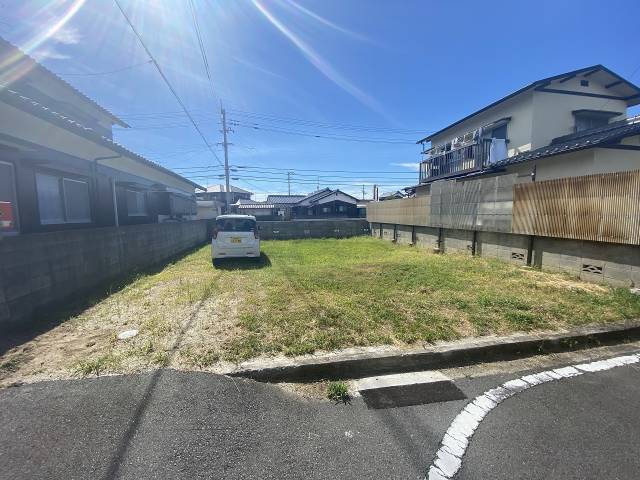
[231, 238, 241, 243]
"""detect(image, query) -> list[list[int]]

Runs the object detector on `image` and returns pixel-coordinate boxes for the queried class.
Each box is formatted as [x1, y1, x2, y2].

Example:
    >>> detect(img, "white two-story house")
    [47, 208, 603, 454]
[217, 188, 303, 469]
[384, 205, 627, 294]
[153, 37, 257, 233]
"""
[416, 65, 640, 188]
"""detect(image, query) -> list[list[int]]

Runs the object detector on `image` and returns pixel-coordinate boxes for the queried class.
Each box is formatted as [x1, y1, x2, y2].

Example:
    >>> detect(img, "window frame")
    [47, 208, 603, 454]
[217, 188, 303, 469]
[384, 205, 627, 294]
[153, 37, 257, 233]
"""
[36, 170, 92, 226]
[126, 189, 148, 217]
[62, 177, 91, 223]
[0, 160, 20, 234]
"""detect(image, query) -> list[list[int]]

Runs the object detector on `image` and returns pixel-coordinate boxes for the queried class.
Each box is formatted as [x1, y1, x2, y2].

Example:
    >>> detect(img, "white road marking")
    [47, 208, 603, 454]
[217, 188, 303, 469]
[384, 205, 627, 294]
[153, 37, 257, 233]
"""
[425, 352, 640, 479]
[355, 371, 450, 391]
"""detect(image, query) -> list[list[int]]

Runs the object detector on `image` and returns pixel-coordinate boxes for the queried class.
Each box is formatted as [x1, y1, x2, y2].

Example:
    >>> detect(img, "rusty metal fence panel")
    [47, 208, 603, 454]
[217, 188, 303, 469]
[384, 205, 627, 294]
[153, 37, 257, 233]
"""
[366, 196, 430, 226]
[512, 170, 640, 245]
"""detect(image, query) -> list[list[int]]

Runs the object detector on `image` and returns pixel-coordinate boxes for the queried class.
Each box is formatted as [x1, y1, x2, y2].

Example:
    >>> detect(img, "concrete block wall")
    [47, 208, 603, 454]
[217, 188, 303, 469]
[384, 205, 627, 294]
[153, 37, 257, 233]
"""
[415, 226, 440, 251]
[380, 223, 395, 242]
[533, 237, 640, 287]
[0, 220, 208, 328]
[372, 221, 640, 287]
[478, 231, 529, 265]
[257, 219, 369, 240]
[442, 228, 474, 254]
[395, 225, 414, 245]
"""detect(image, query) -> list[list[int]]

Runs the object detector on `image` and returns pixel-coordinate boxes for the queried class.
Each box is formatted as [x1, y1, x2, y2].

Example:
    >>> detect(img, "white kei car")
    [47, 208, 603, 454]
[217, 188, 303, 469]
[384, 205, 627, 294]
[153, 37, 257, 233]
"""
[211, 214, 260, 264]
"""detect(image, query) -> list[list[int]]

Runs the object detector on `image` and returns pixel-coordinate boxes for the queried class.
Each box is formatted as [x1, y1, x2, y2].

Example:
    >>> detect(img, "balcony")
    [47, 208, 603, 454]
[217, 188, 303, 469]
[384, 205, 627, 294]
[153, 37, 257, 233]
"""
[419, 140, 492, 183]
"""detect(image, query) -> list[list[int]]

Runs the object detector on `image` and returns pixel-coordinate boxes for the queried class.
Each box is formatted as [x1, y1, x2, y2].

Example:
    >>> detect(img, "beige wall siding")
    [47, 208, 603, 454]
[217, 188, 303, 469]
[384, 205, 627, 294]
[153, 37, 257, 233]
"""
[507, 146, 640, 182]
[531, 89, 627, 149]
[429, 93, 534, 157]
[0, 102, 195, 194]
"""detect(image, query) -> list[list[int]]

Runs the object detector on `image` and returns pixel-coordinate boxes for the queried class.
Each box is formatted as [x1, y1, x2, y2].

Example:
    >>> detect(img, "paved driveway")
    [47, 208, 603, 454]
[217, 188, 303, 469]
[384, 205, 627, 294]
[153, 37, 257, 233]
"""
[1, 357, 639, 479]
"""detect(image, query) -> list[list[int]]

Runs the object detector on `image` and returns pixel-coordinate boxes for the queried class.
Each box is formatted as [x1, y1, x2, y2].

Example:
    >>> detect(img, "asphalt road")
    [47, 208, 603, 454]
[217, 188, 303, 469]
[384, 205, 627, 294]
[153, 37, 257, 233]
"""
[1, 358, 639, 480]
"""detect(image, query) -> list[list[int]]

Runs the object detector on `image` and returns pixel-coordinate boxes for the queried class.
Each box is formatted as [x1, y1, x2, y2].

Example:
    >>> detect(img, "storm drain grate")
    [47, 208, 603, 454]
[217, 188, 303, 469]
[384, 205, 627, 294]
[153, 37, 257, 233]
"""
[582, 264, 603, 275]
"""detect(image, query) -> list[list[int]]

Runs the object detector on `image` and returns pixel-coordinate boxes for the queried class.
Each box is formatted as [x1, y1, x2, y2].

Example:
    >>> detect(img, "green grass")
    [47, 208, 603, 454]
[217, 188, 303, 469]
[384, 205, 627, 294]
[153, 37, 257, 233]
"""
[15, 237, 640, 379]
[326, 381, 350, 403]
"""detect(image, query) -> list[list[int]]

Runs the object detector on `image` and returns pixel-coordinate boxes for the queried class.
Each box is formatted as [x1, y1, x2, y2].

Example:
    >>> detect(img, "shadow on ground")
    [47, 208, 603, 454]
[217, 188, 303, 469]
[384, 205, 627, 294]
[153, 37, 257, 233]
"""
[0, 243, 205, 357]
[212, 252, 271, 270]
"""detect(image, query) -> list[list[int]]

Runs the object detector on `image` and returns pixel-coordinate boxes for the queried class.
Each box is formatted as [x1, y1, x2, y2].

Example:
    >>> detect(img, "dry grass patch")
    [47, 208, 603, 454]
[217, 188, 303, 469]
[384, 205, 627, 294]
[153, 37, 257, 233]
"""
[1, 237, 639, 386]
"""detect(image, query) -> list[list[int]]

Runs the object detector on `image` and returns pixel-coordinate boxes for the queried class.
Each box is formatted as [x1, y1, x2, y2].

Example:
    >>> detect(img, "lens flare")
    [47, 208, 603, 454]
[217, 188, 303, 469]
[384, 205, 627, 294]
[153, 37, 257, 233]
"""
[0, 0, 86, 86]
[252, 0, 388, 119]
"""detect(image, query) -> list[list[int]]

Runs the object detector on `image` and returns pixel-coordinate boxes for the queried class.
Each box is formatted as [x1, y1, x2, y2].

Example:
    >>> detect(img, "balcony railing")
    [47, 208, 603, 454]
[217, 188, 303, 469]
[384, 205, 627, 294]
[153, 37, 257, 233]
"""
[419, 140, 491, 182]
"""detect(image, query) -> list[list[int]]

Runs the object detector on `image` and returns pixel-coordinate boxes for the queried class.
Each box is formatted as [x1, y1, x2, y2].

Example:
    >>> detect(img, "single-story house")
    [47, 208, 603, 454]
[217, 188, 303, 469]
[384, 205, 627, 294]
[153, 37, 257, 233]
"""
[0, 37, 202, 235]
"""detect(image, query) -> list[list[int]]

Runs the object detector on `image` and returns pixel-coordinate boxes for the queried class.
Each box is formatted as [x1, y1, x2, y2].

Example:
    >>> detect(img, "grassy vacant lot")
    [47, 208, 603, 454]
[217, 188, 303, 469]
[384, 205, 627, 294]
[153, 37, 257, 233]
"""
[1, 237, 640, 385]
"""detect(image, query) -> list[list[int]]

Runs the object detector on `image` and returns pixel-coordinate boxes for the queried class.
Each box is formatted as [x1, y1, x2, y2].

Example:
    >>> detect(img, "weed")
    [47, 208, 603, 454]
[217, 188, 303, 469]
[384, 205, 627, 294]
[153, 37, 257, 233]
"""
[74, 355, 115, 376]
[182, 348, 220, 368]
[327, 381, 350, 403]
[0, 357, 21, 374]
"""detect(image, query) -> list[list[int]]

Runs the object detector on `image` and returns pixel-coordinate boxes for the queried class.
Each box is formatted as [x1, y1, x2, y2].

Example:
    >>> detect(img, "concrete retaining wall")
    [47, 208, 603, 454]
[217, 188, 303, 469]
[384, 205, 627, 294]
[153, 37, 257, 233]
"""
[257, 219, 369, 240]
[372, 222, 640, 287]
[0, 220, 209, 328]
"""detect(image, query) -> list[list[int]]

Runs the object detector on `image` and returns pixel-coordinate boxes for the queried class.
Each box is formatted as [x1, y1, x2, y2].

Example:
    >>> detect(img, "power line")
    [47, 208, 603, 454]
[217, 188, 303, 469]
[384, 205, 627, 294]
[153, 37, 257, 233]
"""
[113, 0, 223, 167]
[227, 108, 428, 134]
[111, 107, 431, 136]
[188, 0, 216, 99]
[229, 121, 416, 144]
[174, 167, 416, 181]
[169, 163, 418, 174]
[54, 60, 153, 76]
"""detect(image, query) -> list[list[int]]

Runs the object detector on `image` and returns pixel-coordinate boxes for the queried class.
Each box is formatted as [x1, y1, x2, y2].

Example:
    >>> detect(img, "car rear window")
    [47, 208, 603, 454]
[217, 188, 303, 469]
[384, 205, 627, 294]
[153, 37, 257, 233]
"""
[216, 218, 256, 232]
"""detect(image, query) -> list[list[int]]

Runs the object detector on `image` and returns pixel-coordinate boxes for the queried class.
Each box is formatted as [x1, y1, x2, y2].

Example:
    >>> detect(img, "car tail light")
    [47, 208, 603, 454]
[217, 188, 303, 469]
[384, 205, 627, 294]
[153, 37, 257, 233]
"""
[212, 228, 218, 240]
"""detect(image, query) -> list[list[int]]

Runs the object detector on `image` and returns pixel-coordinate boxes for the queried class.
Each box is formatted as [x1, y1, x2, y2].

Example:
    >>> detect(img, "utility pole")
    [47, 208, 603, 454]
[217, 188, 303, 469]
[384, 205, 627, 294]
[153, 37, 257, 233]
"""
[287, 171, 292, 196]
[362, 184, 365, 200]
[220, 105, 231, 211]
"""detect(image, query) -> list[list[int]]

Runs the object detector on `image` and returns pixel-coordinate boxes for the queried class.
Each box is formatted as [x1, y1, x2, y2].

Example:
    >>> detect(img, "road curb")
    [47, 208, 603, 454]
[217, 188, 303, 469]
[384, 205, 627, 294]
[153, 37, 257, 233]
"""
[226, 320, 640, 383]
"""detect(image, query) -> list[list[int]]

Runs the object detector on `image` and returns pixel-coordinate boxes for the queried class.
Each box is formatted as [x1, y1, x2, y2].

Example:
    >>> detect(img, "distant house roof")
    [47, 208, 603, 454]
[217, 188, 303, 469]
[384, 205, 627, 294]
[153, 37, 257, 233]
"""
[0, 36, 128, 128]
[417, 65, 640, 144]
[205, 184, 252, 194]
[491, 115, 640, 169]
[237, 203, 275, 209]
[266, 194, 306, 205]
[233, 198, 260, 205]
[0, 87, 204, 190]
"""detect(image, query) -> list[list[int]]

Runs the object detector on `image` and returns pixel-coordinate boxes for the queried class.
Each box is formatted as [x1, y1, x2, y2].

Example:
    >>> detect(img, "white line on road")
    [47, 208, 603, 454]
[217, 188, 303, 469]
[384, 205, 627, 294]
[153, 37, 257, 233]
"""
[426, 352, 640, 480]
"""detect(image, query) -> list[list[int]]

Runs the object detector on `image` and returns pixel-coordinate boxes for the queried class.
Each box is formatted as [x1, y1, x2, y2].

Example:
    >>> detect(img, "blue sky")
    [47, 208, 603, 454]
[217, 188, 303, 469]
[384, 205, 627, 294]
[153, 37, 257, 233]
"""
[3, 0, 640, 199]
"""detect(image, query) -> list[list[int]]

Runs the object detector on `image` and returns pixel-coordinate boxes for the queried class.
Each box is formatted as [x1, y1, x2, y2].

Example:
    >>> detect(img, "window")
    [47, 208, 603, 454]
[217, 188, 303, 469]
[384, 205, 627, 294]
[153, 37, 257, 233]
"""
[63, 179, 91, 222]
[126, 190, 147, 216]
[491, 124, 507, 140]
[36, 172, 91, 225]
[36, 173, 65, 224]
[580, 79, 589, 87]
[0, 161, 19, 233]
[322, 206, 330, 213]
[36, 173, 91, 225]
[573, 110, 619, 133]
[338, 205, 346, 212]
[215, 217, 256, 232]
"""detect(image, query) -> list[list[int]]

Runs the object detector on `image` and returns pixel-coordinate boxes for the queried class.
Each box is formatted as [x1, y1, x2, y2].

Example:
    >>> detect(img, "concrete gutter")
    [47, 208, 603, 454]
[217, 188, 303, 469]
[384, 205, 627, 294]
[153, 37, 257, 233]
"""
[226, 320, 640, 383]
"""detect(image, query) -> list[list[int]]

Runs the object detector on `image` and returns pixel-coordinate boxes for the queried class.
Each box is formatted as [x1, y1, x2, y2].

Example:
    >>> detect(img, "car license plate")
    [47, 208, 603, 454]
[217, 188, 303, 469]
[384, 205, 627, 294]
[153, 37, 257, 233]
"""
[231, 237, 241, 244]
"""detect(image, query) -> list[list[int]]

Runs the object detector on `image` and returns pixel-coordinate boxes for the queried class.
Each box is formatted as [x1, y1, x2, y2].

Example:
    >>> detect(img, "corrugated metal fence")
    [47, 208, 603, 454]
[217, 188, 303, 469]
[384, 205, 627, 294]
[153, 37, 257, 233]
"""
[366, 196, 431, 226]
[512, 170, 640, 245]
